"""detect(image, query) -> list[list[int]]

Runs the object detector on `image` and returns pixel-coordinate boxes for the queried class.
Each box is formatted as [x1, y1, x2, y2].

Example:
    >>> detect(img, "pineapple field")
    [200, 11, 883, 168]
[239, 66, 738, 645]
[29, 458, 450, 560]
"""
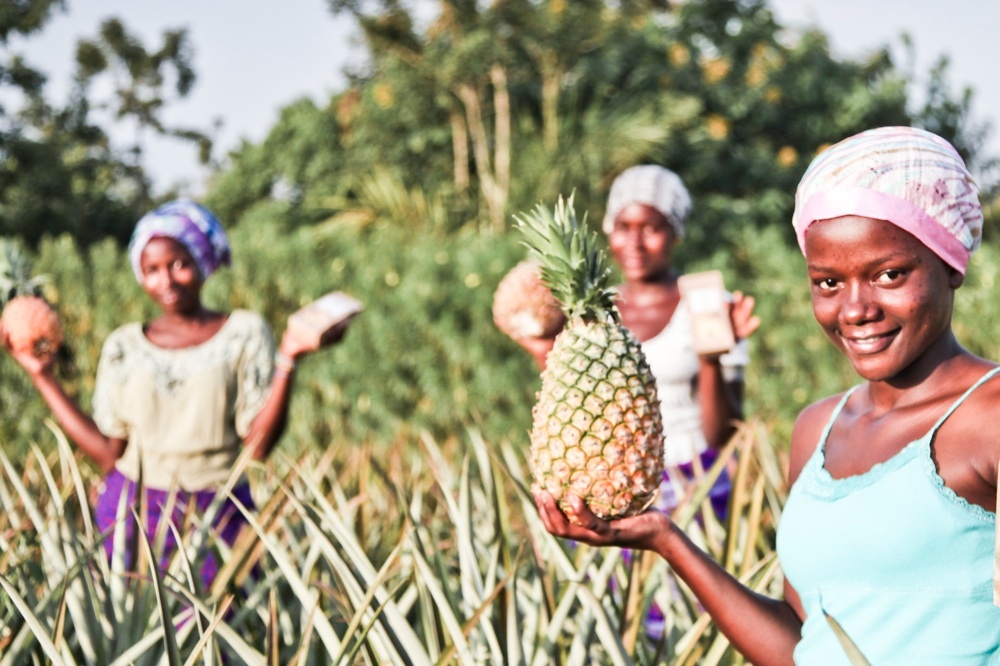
[3, 211, 1000, 663]
[2, 0, 998, 660]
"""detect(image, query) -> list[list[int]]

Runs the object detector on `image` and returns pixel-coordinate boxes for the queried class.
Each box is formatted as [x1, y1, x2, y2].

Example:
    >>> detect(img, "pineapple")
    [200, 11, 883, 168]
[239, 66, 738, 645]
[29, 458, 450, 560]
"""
[492, 259, 567, 339]
[516, 196, 664, 520]
[0, 239, 62, 358]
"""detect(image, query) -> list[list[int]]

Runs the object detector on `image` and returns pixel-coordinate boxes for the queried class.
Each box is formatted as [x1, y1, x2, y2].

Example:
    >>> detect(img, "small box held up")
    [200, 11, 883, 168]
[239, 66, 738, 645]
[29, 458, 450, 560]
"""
[677, 270, 735, 356]
[287, 291, 364, 350]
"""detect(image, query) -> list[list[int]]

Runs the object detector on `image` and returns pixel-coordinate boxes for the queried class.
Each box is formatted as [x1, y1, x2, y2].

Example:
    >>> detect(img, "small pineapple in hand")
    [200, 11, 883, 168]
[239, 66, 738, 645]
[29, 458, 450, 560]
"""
[492, 259, 567, 339]
[516, 195, 664, 521]
[0, 239, 62, 359]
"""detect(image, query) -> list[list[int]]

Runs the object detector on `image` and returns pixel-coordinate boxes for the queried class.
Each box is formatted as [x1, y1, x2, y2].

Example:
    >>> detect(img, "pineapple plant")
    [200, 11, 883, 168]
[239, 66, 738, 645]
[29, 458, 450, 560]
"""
[0, 238, 62, 358]
[492, 259, 567, 339]
[516, 196, 664, 520]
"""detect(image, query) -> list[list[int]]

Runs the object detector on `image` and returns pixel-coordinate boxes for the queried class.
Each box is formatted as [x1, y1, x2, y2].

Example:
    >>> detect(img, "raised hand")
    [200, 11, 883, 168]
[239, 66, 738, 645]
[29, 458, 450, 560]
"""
[1, 320, 56, 377]
[513, 334, 557, 370]
[730, 290, 760, 341]
[532, 486, 672, 552]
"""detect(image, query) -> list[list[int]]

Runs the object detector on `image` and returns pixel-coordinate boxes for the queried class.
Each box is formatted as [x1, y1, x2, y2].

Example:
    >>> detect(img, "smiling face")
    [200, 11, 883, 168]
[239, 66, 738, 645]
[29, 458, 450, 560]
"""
[607, 203, 676, 283]
[138, 237, 204, 315]
[805, 215, 963, 383]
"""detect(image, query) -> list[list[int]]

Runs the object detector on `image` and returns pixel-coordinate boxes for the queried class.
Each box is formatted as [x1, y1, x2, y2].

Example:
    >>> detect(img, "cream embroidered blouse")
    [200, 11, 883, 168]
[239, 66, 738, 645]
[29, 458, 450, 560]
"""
[92, 310, 275, 490]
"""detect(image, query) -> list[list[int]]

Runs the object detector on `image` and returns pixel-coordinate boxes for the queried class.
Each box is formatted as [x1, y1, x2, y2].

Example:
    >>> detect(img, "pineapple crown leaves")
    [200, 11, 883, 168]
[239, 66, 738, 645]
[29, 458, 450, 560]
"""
[513, 194, 619, 324]
[0, 237, 48, 306]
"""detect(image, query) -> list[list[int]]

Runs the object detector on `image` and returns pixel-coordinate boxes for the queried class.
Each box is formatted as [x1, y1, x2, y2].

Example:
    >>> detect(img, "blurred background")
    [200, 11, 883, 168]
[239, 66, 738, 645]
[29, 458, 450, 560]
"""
[6, 0, 997, 196]
[2, 0, 999, 455]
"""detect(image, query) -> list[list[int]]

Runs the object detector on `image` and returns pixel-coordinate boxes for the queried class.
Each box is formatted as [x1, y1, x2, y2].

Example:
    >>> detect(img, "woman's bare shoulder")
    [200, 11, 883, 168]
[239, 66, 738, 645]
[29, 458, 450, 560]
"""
[936, 360, 1000, 506]
[787, 392, 850, 486]
[946, 361, 1000, 439]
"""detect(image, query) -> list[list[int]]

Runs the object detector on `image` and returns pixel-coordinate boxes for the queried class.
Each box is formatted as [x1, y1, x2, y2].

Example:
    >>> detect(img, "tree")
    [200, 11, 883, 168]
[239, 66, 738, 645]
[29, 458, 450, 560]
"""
[0, 4, 213, 247]
[210, 0, 988, 262]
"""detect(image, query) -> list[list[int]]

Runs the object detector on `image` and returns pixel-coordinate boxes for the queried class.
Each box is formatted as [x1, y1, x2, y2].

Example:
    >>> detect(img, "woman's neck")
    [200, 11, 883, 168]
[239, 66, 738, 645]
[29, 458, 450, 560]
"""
[865, 333, 973, 412]
[156, 305, 218, 326]
[145, 306, 227, 349]
[619, 270, 678, 301]
[616, 271, 681, 341]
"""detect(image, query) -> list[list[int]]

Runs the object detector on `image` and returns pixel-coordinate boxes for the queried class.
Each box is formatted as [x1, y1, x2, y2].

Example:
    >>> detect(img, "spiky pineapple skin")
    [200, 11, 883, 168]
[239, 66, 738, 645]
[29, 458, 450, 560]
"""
[2, 295, 63, 357]
[530, 319, 663, 520]
[493, 260, 567, 339]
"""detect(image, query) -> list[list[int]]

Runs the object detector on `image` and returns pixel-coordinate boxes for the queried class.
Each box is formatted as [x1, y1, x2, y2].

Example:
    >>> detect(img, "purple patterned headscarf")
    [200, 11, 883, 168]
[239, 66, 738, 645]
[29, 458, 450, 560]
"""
[128, 200, 231, 281]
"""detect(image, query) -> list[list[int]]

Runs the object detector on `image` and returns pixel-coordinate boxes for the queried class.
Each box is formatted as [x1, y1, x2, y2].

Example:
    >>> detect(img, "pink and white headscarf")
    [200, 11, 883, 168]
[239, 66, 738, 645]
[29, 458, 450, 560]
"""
[603, 165, 692, 238]
[792, 126, 982, 274]
[128, 200, 232, 281]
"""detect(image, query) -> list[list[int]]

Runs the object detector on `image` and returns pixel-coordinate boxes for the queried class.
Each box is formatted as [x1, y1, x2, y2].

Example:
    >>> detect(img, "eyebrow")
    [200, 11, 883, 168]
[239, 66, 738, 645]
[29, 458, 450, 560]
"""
[806, 251, 919, 272]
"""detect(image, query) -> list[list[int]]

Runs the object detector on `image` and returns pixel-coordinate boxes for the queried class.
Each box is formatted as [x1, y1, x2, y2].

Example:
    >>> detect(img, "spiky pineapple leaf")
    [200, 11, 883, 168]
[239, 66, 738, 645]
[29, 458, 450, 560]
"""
[512, 194, 618, 324]
[0, 237, 48, 306]
[824, 611, 872, 665]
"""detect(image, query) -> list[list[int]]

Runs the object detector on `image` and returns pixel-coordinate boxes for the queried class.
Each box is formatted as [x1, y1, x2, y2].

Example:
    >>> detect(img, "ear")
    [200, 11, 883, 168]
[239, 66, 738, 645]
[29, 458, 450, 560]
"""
[948, 269, 964, 289]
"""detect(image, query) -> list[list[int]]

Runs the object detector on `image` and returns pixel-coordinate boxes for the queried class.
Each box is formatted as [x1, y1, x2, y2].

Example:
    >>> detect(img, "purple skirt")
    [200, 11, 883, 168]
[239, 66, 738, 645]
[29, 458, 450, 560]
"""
[94, 469, 255, 589]
[658, 447, 733, 520]
[629, 448, 733, 641]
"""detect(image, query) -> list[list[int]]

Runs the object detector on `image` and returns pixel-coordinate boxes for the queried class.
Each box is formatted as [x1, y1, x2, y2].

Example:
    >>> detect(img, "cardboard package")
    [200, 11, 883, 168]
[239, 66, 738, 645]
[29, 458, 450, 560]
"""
[677, 270, 735, 356]
[287, 291, 364, 350]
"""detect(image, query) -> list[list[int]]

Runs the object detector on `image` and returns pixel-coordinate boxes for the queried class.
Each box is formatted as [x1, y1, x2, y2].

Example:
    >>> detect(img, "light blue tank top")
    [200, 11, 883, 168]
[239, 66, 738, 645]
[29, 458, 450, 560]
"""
[777, 367, 1000, 665]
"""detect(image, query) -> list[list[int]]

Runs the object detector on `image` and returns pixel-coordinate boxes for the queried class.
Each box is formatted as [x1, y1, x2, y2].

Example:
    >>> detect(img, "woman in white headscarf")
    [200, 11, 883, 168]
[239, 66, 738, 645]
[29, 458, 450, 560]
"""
[516, 165, 760, 520]
[511, 164, 760, 637]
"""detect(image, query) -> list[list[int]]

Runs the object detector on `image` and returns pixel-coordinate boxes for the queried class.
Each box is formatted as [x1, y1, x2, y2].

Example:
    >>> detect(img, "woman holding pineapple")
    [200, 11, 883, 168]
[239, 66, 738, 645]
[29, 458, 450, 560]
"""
[1, 200, 340, 587]
[505, 166, 759, 641]
[535, 127, 1000, 663]
[511, 164, 760, 519]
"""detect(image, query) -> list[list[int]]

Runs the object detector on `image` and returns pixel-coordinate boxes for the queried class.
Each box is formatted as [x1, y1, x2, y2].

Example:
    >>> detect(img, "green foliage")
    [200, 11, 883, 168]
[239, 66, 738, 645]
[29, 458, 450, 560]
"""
[0, 418, 784, 664]
[0, 7, 214, 247]
[0, 218, 542, 459]
[0, 0, 62, 43]
[514, 195, 618, 323]
[206, 0, 994, 266]
[5, 210, 1000, 458]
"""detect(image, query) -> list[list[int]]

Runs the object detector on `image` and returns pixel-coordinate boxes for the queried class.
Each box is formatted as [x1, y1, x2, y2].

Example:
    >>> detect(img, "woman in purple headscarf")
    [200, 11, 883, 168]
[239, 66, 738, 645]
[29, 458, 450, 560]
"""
[3, 200, 346, 589]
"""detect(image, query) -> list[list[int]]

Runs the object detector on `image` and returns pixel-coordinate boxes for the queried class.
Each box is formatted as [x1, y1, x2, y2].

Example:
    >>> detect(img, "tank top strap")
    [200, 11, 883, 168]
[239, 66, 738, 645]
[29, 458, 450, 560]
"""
[926, 365, 1000, 438]
[817, 385, 862, 450]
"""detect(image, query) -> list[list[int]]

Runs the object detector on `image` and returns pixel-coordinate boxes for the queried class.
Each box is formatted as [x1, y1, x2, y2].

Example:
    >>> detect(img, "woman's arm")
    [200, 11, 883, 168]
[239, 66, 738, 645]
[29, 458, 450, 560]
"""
[242, 319, 350, 460]
[697, 359, 744, 447]
[698, 291, 759, 447]
[3, 327, 123, 471]
[515, 335, 557, 370]
[534, 490, 803, 665]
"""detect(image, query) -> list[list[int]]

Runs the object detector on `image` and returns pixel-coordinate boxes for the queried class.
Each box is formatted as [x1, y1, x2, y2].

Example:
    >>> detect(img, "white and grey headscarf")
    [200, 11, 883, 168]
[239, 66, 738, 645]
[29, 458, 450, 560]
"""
[602, 165, 692, 237]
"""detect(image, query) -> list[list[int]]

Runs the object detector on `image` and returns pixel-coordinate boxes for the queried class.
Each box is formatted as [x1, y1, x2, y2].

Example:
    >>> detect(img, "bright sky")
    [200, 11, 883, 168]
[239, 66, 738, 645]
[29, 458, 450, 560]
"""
[9, 0, 999, 194]
[769, 0, 1000, 175]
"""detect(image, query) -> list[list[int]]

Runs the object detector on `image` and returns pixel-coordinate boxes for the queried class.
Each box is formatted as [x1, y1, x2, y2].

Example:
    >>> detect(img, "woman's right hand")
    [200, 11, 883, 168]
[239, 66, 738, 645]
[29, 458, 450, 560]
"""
[0, 321, 55, 378]
[514, 335, 557, 371]
[533, 487, 672, 552]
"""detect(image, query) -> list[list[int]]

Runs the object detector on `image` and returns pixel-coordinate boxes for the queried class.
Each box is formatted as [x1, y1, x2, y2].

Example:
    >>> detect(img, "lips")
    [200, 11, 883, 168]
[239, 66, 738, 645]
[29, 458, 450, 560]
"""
[840, 329, 898, 355]
[157, 289, 192, 308]
[618, 256, 650, 272]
